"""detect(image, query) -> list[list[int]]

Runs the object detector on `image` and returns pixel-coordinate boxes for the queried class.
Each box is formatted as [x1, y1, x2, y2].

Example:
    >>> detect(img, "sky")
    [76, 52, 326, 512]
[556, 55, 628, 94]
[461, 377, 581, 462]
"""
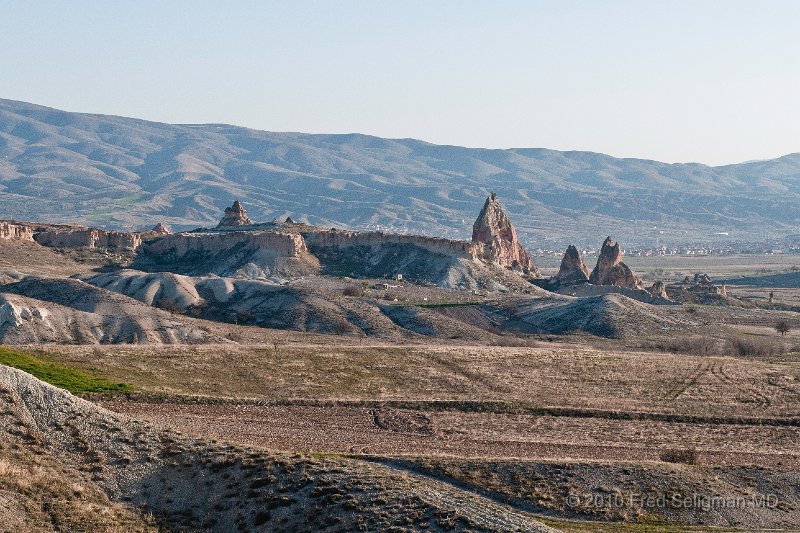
[1, 0, 799, 165]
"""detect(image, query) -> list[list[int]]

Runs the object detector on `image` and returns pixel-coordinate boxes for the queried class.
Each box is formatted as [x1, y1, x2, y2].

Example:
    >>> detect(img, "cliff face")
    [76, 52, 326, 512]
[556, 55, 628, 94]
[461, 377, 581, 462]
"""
[556, 245, 589, 283]
[143, 231, 307, 258]
[135, 230, 317, 279]
[304, 230, 479, 261]
[136, 227, 518, 290]
[33, 228, 141, 251]
[471, 193, 539, 276]
[588, 237, 642, 289]
[0, 222, 34, 241]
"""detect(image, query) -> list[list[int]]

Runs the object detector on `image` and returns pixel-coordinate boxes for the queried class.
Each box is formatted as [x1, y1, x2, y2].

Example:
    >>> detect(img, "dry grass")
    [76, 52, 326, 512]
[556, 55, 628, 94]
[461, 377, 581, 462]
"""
[0, 442, 156, 532]
[29, 342, 800, 419]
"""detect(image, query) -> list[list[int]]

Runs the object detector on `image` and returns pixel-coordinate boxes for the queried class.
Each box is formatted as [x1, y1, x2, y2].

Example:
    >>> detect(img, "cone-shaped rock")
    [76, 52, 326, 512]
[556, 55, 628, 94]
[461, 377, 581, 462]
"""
[218, 200, 253, 227]
[471, 192, 539, 276]
[556, 245, 589, 283]
[151, 222, 172, 235]
[588, 237, 642, 288]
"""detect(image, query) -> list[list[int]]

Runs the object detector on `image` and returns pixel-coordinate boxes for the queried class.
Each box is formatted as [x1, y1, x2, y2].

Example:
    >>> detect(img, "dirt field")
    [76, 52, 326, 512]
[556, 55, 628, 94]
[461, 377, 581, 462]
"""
[98, 401, 800, 469]
[536, 253, 800, 282]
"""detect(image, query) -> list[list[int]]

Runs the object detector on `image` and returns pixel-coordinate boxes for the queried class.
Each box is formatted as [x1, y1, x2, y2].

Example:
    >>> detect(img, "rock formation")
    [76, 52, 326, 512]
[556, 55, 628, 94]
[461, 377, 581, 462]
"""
[694, 273, 713, 285]
[471, 193, 539, 276]
[218, 201, 252, 227]
[0, 222, 34, 241]
[135, 230, 317, 279]
[33, 228, 141, 251]
[555, 245, 589, 283]
[151, 223, 172, 235]
[649, 280, 668, 299]
[588, 237, 642, 289]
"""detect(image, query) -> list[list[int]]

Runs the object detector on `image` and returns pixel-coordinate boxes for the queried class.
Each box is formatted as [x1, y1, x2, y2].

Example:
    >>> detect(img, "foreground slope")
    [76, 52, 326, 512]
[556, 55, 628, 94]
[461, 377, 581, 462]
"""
[0, 364, 556, 532]
[2, 98, 800, 244]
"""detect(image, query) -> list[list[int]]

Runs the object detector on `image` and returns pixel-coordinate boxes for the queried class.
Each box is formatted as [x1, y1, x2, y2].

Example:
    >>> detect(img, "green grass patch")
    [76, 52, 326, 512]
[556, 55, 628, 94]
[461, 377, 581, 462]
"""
[0, 347, 132, 394]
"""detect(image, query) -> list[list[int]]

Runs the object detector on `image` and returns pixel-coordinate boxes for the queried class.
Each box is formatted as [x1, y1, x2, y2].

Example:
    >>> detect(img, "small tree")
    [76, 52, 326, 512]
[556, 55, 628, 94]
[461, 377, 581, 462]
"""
[775, 320, 791, 337]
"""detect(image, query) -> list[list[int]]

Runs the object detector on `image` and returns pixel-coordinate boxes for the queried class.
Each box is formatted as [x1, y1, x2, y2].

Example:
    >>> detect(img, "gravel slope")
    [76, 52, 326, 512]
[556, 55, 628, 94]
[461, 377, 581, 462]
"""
[0, 364, 557, 532]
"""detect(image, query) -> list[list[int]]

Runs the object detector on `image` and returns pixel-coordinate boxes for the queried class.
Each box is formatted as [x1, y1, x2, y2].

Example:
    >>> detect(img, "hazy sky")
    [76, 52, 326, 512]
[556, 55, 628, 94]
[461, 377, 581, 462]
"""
[1, 0, 798, 165]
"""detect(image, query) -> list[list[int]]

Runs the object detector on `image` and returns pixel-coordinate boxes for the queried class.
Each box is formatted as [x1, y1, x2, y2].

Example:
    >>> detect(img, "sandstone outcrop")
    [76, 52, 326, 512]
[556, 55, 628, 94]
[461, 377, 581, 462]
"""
[588, 237, 642, 289]
[135, 230, 317, 279]
[471, 193, 539, 276]
[33, 227, 141, 251]
[218, 200, 252, 227]
[304, 230, 478, 261]
[0, 222, 34, 241]
[555, 245, 589, 283]
[694, 273, 713, 285]
[649, 280, 668, 299]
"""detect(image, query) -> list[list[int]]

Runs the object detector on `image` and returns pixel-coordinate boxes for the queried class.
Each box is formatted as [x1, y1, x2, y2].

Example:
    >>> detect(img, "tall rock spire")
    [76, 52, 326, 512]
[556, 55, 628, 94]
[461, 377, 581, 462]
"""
[588, 237, 642, 288]
[471, 192, 539, 276]
[556, 245, 589, 283]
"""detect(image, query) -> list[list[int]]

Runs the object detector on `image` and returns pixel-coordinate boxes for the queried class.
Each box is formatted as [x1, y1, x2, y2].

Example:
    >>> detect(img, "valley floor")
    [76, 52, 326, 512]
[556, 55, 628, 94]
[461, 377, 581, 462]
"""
[27, 338, 800, 531]
[3, 240, 800, 531]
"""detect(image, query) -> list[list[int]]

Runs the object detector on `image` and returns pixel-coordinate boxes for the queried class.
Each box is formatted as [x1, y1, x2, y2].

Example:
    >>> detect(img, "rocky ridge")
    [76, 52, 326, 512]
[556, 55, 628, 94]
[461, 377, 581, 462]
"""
[135, 199, 536, 290]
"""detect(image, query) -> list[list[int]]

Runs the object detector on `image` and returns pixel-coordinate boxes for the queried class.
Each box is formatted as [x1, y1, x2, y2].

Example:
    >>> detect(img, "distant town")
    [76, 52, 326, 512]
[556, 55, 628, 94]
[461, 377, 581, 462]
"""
[531, 236, 800, 259]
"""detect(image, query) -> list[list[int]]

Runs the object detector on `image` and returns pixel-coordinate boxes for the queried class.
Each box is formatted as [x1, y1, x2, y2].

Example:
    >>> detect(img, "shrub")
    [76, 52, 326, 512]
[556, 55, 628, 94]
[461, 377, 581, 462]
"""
[498, 300, 521, 315]
[332, 320, 351, 335]
[659, 448, 698, 465]
[727, 335, 780, 357]
[343, 285, 363, 297]
[641, 336, 721, 356]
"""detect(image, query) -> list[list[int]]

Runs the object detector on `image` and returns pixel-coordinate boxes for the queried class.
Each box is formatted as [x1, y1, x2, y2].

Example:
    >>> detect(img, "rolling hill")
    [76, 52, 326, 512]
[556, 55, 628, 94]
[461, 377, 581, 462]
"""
[1, 98, 799, 246]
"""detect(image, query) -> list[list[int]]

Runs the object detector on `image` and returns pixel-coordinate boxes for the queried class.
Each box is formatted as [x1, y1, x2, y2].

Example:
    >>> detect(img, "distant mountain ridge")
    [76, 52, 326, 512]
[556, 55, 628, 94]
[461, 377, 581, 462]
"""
[1, 97, 799, 247]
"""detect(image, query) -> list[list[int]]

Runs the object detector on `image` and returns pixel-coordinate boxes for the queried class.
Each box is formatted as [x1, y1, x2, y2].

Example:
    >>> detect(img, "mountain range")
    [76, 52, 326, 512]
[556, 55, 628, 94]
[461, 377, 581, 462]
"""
[1, 97, 799, 247]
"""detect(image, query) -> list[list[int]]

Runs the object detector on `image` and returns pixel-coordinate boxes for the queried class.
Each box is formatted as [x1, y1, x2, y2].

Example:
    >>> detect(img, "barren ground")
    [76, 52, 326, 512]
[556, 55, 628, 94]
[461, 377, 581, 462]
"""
[4, 248, 800, 531]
